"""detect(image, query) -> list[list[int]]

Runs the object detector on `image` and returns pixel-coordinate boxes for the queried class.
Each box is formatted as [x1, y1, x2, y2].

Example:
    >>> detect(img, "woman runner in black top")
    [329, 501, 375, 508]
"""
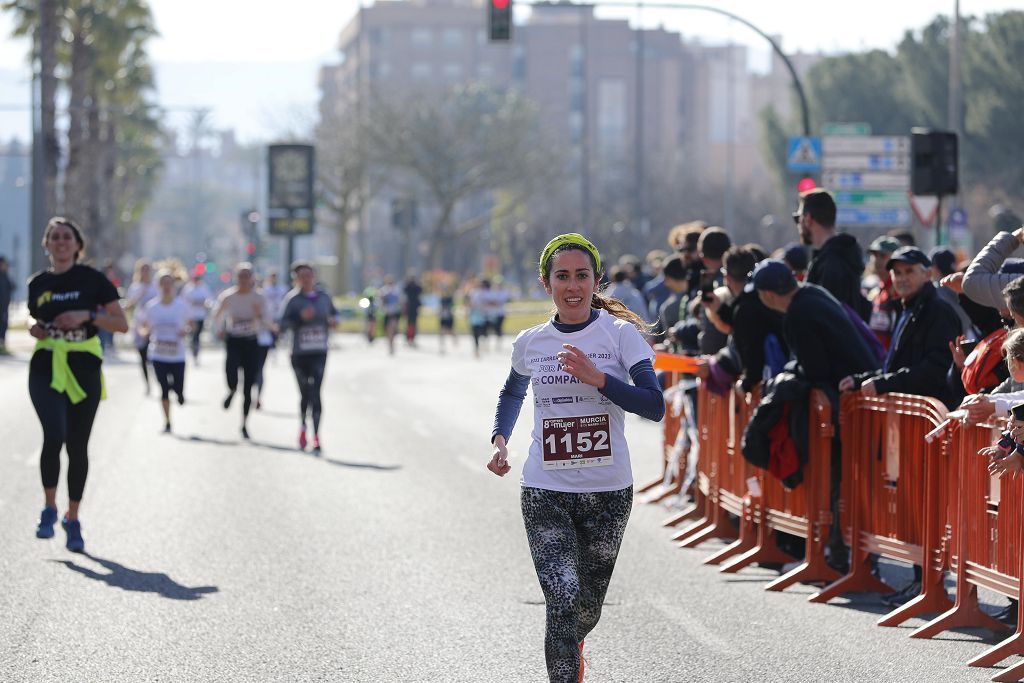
[27, 218, 128, 552]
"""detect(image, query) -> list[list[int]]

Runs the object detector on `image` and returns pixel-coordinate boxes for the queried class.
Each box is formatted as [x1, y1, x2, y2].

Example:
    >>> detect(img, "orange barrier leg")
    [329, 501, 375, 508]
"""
[878, 586, 953, 628]
[719, 508, 791, 574]
[705, 499, 760, 567]
[677, 520, 737, 549]
[968, 628, 1024, 669]
[640, 480, 683, 506]
[809, 544, 891, 603]
[993, 658, 1024, 682]
[662, 500, 702, 528]
[910, 584, 1006, 639]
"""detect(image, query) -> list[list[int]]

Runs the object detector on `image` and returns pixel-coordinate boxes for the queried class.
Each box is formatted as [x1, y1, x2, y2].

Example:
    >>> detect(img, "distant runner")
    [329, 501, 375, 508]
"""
[278, 262, 338, 453]
[142, 270, 191, 433]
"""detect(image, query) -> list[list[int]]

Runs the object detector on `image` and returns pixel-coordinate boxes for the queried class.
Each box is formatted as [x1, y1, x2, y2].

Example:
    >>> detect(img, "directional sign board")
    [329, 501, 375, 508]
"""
[823, 132, 910, 228]
[787, 136, 822, 172]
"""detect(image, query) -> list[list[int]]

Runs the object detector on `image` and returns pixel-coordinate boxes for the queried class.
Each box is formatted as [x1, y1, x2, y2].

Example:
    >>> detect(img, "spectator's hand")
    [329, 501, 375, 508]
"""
[979, 445, 1005, 459]
[703, 290, 722, 314]
[989, 452, 1024, 478]
[860, 379, 878, 397]
[694, 357, 709, 380]
[940, 272, 964, 294]
[558, 344, 606, 389]
[838, 376, 856, 393]
[950, 336, 967, 370]
[1010, 420, 1024, 442]
[1015, 227, 1024, 245]
[487, 435, 511, 477]
[960, 394, 997, 425]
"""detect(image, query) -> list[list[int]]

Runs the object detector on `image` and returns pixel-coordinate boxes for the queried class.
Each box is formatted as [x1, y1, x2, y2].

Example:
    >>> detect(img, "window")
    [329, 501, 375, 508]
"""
[477, 63, 495, 81]
[442, 28, 463, 47]
[411, 62, 433, 79]
[411, 27, 433, 46]
[443, 63, 463, 79]
[598, 79, 627, 157]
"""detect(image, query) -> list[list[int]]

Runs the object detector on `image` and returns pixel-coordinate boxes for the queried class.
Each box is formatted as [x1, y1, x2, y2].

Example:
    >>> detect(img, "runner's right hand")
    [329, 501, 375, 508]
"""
[487, 436, 511, 477]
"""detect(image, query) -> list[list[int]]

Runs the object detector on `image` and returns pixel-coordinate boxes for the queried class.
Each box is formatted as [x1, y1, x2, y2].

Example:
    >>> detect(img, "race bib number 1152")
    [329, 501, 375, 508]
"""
[541, 413, 613, 470]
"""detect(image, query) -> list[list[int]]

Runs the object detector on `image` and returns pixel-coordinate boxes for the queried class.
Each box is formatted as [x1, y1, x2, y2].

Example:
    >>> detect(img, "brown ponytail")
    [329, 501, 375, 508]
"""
[592, 290, 653, 334]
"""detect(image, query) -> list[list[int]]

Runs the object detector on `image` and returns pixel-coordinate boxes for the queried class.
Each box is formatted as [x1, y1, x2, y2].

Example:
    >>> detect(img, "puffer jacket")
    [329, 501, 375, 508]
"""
[962, 231, 1022, 309]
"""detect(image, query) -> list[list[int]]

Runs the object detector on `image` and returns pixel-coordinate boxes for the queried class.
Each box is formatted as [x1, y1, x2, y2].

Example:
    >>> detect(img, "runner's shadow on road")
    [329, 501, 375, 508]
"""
[252, 409, 295, 420]
[321, 457, 402, 472]
[247, 439, 300, 453]
[51, 553, 219, 601]
[173, 434, 239, 447]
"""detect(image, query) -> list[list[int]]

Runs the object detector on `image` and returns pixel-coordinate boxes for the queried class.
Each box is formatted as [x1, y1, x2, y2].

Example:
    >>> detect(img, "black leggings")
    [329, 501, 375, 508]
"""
[292, 354, 327, 434]
[521, 485, 632, 683]
[225, 336, 259, 418]
[29, 364, 102, 502]
[255, 344, 271, 394]
[137, 344, 150, 385]
[152, 360, 185, 402]
[190, 319, 205, 358]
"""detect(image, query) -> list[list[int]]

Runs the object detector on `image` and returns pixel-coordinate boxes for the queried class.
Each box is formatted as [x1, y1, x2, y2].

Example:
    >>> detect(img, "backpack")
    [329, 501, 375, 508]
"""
[841, 301, 887, 366]
[962, 328, 1008, 395]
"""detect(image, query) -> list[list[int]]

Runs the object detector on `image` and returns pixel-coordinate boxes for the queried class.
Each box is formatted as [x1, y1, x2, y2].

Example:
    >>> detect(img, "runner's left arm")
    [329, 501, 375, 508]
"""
[598, 359, 665, 422]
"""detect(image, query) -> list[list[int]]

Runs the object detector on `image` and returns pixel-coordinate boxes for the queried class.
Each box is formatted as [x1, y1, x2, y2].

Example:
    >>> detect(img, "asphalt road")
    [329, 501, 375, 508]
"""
[0, 333, 1016, 682]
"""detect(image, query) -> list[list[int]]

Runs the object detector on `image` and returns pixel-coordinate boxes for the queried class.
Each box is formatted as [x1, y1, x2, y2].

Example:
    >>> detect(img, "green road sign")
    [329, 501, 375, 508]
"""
[834, 190, 908, 206]
[823, 122, 871, 136]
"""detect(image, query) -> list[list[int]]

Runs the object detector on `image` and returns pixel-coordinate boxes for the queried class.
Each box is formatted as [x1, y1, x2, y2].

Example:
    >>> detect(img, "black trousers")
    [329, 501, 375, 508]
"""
[292, 353, 327, 433]
[152, 360, 185, 402]
[29, 362, 102, 502]
[225, 336, 259, 418]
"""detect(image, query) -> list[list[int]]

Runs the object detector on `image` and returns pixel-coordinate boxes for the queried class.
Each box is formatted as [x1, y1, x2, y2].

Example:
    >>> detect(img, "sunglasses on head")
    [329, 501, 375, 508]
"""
[792, 213, 803, 225]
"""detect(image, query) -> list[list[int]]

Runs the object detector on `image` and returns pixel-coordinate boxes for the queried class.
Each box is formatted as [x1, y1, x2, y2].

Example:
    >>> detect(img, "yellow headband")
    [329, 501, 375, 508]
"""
[539, 233, 602, 278]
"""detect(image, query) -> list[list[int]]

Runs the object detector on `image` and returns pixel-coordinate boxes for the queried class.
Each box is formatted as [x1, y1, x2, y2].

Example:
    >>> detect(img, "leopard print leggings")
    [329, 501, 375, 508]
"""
[521, 485, 633, 683]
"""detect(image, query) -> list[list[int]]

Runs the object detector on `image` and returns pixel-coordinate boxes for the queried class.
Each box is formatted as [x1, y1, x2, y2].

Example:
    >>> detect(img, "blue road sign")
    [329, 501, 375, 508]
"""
[837, 207, 911, 227]
[949, 207, 968, 230]
[787, 137, 822, 172]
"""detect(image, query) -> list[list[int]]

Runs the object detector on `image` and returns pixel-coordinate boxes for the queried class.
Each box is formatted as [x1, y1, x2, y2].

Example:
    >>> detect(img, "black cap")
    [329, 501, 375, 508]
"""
[928, 247, 956, 276]
[885, 246, 931, 271]
[745, 259, 798, 295]
[782, 242, 808, 271]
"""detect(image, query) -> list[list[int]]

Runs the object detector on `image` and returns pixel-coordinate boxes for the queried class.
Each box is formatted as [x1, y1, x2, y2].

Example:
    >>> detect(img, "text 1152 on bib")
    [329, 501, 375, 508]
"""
[541, 413, 613, 470]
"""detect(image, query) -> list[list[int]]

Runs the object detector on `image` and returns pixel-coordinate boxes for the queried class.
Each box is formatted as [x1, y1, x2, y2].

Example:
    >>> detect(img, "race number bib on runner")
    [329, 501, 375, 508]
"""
[298, 326, 327, 352]
[541, 413, 612, 470]
[154, 339, 179, 357]
[231, 318, 256, 336]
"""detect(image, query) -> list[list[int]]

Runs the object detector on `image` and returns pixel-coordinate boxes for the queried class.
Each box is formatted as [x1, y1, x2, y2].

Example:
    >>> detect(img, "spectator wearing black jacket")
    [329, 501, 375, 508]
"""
[797, 189, 871, 322]
[708, 246, 787, 393]
[750, 260, 878, 388]
[839, 247, 960, 408]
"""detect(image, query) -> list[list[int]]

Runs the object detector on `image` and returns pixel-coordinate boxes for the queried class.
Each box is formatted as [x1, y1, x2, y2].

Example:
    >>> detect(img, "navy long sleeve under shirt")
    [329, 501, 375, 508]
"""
[491, 313, 664, 443]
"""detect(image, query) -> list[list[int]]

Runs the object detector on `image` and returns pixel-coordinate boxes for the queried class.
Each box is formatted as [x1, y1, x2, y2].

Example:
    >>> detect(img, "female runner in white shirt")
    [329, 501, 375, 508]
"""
[487, 233, 664, 682]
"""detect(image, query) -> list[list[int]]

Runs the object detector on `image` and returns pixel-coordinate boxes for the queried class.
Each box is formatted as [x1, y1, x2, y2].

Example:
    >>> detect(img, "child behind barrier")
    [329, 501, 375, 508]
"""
[980, 328, 1024, 477]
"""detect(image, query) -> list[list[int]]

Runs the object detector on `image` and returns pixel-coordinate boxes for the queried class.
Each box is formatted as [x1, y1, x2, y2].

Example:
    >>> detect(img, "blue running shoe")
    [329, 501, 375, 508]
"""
[61, 516, 85, 553]
[36, 506, 58, 539]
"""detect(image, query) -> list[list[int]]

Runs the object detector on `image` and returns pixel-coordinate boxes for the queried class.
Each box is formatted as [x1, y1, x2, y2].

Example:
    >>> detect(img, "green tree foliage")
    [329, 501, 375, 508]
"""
[759, 10, 1024, 217]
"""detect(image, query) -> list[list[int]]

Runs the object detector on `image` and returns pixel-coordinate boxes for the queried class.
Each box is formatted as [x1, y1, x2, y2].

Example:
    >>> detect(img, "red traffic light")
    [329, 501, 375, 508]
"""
[194, 263, 207, 277]
[492, 0, 509, 8]
[797, 177, 817, 194]
[246, 242, 256, 256]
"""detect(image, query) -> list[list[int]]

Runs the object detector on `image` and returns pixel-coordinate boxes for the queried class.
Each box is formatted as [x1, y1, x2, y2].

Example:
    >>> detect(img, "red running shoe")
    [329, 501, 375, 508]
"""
[578, 640, 585, 682]
[298, 429, 307, 451]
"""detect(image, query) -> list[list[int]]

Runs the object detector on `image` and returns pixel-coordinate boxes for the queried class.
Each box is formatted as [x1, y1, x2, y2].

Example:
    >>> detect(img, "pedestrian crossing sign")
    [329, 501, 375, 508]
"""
[787, 136, 822, 172]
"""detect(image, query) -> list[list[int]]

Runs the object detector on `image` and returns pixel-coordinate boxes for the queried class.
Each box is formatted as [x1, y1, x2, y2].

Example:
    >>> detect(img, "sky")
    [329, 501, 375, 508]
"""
[1, 0, 1022, 143]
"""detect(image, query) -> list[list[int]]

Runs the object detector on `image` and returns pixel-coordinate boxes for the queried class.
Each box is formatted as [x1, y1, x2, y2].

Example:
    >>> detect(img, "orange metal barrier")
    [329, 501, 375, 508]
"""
[671, 385, 738, 547]
[911, 421, 1023, 679]
[637, 370, 687, 505]
[718, 389, 841, 591]
[811, 393, 952, 624]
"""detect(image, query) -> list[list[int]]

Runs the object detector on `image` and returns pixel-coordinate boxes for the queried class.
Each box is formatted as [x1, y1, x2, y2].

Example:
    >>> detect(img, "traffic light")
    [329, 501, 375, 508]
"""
[910, 129, 958, 196]
[488, 0, 512, 42]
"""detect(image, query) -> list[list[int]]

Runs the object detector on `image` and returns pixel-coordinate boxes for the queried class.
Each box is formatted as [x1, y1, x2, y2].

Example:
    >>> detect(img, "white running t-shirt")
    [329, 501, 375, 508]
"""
[511, 309, 654, 493]
[144, 297, 190, 363]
